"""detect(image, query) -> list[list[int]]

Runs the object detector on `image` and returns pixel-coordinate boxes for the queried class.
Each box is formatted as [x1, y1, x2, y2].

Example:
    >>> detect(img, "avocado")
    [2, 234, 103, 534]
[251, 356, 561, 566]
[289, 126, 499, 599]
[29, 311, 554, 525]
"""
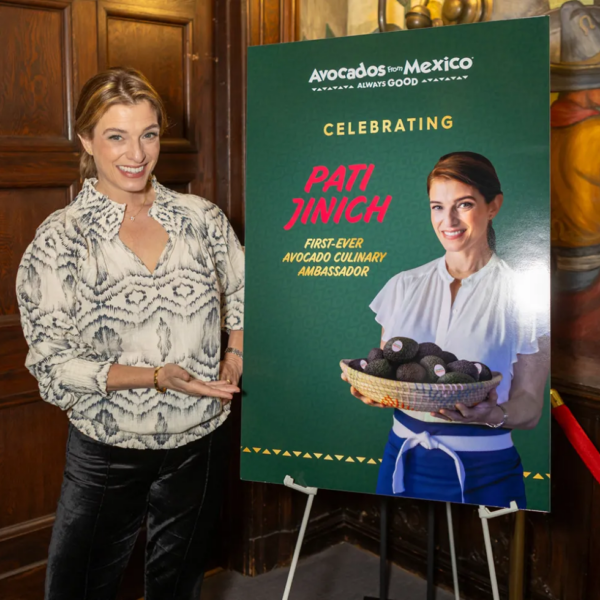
[437, 372, 476, 384]
[396, 362, 428, 383]
[441, 351, 458, 364]
[348, 358, 368, 372]
[415, 342, 444, 362]
[447, 360, 480, 381]
[367, 347, 384, 362]
[419, 355, 447, 382]
[473, 362, 493, 382]
[364, 358, 395, 379]
[383, 336, 418, 364]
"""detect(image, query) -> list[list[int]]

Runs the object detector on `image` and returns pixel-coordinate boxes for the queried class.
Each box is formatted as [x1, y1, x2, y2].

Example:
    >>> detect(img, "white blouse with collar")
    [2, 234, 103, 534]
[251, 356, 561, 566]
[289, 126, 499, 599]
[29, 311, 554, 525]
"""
[17, 178, 244, 449]
[370, 254, 546, 422]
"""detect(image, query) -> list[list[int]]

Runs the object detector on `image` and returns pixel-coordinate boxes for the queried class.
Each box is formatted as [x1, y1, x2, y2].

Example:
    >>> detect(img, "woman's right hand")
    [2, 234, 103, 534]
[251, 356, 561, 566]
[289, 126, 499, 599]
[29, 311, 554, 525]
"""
[158, 364, 240, 402]
[340, 372, 388, 408]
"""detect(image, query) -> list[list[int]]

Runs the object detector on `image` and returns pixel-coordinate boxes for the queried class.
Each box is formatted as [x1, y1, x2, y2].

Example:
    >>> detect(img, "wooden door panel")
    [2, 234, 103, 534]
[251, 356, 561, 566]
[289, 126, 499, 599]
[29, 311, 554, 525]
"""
[0, 562, 47, 600]
[153, 152, 196, 186]
[0, 1, 74, 150]
[0, 187, 72, 316]
[107, 18, 188, 140]
[0, 2, 90, 597]
[98, 1, 195, 152]
[0, 401, 68, 530]
[0, 516, 54, 577]
[0, 317, 37, 404]
[0, 152, 79, 188]
[0, 399, 67, 595]
[0, 185, 73, 405]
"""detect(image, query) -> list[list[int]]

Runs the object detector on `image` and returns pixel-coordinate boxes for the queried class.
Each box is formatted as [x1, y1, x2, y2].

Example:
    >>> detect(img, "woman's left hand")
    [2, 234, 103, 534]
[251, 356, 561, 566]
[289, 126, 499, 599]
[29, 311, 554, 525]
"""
[432, 388, 505, 425]
[219, 355, 243, 387]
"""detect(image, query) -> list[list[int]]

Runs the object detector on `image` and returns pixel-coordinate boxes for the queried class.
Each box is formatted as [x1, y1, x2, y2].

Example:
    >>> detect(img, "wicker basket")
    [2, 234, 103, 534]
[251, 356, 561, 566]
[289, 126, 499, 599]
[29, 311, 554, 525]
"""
[340, 359, 502, 411]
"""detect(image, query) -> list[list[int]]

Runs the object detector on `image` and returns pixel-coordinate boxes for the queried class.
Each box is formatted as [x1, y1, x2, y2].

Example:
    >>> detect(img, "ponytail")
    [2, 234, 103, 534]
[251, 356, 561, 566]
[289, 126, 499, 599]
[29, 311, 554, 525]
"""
[79, 152, 97, 180]
[487, 221, 496, 253]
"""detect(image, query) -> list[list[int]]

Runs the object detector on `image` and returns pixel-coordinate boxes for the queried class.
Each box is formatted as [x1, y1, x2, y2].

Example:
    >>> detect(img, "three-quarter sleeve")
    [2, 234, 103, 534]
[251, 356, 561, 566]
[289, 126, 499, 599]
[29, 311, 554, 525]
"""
[16, 214, 113, 411]
[208, 207, 245, 332]
[369, 273, 403, 341]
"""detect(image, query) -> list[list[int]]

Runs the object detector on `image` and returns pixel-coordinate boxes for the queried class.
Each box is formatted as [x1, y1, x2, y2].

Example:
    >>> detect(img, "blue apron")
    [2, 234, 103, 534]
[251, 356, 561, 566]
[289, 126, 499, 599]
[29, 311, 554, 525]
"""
[376, 409, 526, 508]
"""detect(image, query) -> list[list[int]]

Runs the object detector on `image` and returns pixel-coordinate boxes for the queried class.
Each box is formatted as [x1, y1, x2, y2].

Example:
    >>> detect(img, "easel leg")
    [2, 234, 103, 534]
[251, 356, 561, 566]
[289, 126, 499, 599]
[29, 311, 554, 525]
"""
[364, 496, 395, 600]
[282, 476, 318, 600]
[427, 502, 435, 600]
[478, 502, 519, 600]
[380, 496, 389, 600]
[446, 503, 460, 600]
[480, 513, 500, 600]
[508, 511, 525, 600]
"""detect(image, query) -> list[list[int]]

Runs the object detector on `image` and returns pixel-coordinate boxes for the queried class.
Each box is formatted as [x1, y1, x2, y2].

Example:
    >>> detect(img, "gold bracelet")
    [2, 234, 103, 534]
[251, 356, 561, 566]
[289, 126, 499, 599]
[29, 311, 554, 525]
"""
[154, 366, 167, 393]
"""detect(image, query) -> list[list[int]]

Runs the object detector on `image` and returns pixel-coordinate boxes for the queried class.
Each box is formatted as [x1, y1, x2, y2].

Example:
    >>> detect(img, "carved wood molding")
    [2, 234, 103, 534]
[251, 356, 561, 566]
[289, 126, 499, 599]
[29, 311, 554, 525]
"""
[279, 0, 298, 43]
[247, 0, 299, 46]
[0, 514, 54, 581]
[554, 380, 600, 405]
[0, 514, 55, 544]
[2, 0, 74, 8]
[0, 392, 41, 410]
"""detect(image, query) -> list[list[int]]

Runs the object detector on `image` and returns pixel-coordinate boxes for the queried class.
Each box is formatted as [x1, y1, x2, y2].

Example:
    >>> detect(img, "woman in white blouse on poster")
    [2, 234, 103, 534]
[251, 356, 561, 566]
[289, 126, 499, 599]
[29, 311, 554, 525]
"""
[17, 67, 244, 600]
[344, 151, 549, 508]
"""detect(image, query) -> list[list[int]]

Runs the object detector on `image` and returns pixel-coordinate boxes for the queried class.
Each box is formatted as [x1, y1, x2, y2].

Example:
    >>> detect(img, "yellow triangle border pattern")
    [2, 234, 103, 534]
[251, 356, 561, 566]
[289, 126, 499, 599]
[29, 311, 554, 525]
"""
[241, 448, 549, 481]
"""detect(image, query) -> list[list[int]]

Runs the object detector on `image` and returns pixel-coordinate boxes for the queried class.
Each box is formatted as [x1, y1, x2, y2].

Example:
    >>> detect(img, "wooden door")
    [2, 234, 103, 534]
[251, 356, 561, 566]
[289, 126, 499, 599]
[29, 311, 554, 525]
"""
[0, 1, 214, 598]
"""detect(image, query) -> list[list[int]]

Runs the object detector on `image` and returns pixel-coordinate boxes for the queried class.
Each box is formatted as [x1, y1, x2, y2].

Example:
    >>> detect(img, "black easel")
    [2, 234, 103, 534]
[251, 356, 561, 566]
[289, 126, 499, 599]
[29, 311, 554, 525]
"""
[365, 499, 436, 600]
[427, 502, 436, 600]
[364, 496, 392, 600]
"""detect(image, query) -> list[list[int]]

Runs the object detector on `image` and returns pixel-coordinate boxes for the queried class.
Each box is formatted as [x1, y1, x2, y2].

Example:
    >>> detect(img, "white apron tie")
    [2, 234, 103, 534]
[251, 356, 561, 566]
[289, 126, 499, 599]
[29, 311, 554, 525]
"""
[392, 418, 514, 503]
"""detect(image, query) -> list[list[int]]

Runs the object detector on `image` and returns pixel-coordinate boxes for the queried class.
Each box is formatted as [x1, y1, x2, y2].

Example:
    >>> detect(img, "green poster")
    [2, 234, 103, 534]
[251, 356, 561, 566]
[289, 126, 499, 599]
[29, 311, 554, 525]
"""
[243, 18, 551, 511]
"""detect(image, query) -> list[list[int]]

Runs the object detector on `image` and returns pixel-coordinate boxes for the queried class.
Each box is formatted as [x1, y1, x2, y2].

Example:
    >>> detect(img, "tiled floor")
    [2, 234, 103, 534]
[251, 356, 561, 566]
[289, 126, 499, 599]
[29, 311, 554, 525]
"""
[201, 542, 457, 600]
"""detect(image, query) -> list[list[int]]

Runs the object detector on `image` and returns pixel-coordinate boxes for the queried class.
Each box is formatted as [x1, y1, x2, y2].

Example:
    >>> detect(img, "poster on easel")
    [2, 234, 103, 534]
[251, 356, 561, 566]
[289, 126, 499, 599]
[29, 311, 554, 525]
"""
[242, 17, 551, 511]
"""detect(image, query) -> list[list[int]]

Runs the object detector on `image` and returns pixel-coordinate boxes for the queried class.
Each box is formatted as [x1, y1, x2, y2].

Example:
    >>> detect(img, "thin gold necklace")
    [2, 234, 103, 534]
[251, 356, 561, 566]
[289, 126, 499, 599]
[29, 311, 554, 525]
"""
[127, 196, 149, 221]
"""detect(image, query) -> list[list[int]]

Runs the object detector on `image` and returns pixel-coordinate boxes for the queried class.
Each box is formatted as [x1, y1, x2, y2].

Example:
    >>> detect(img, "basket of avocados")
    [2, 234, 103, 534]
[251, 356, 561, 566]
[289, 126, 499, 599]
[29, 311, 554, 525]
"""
[340, 337, 502, 411]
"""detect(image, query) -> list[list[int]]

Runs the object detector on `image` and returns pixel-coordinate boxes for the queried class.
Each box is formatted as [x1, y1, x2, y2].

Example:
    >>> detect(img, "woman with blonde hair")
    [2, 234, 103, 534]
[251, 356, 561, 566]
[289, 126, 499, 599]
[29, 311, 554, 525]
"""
[17, 67, 244, 600]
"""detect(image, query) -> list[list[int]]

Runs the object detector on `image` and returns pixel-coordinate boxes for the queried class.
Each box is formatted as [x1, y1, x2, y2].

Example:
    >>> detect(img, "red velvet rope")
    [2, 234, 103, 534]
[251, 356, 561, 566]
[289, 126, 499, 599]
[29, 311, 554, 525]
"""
[551, 390, 600, 485]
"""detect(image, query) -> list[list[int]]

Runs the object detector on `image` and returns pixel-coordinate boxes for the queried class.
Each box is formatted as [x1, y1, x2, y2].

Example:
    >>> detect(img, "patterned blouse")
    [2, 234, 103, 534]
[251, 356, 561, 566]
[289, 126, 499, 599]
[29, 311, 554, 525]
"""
[17, 178, 244, 449]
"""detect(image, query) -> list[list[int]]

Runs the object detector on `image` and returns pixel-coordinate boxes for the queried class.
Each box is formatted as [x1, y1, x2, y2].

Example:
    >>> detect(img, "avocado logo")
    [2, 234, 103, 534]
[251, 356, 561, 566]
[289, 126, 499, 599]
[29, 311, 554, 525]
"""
[434, 364, 446, 377]
[392, 340, 403, 352]
[360, 359, 368, 370]
[474, 362, 483, 374]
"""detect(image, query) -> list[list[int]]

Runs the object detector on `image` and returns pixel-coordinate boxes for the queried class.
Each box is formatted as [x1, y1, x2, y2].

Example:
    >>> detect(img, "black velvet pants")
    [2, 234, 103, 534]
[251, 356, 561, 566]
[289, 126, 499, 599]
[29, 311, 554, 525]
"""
[45, 421, 230, 600]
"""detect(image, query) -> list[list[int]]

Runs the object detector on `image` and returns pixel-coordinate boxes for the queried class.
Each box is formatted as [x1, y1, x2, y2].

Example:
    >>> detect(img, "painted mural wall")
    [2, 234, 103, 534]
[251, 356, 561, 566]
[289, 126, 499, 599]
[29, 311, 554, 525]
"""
[299, 0, 582, 39]
[300, 0, 409, 39]
[548, 0, 600, 390]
